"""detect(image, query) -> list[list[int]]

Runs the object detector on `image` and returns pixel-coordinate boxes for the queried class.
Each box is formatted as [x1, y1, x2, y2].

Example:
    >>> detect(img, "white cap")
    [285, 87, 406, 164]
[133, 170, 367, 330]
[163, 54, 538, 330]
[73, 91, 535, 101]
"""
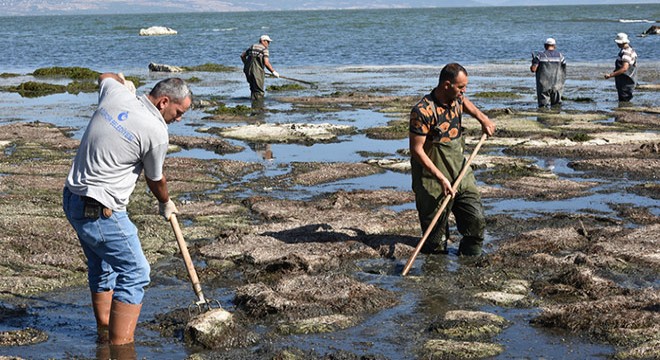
[614, 32, 629, 44]
[544, 38, 556, 46]
[260, 34, 272, 42]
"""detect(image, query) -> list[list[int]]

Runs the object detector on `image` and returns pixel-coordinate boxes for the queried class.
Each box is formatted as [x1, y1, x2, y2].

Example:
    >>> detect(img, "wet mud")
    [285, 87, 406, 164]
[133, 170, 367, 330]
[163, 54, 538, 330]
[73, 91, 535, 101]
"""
[0, 68, 658, 359]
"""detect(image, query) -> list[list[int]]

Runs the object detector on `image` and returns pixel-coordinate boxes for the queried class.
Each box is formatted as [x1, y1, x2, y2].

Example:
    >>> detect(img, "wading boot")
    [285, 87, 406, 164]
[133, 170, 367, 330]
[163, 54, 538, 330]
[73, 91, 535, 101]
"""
[420, 222, 450, 255]
[109, 300, 142, 346]
[91, 290, 113, 344]
[458, 236, 483, 256]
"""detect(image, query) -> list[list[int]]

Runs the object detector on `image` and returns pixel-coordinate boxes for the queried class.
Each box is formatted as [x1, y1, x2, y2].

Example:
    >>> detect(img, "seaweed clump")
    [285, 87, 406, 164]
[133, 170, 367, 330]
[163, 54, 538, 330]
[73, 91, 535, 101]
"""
[6, 81, 100, 97]
[268, 83, 306, 92]
[183, 63, 235, 72]
[32, 66, 100, 80]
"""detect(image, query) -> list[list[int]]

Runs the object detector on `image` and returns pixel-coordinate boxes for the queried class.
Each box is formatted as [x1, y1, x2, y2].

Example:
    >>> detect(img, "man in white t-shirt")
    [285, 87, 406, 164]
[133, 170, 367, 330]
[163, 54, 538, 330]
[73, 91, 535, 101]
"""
[63, 73, 192, 348]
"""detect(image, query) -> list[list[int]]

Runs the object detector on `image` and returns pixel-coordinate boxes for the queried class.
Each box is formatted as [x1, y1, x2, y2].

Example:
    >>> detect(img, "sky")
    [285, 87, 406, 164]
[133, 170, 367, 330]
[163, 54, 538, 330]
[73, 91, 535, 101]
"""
[0, 0, 655, 16]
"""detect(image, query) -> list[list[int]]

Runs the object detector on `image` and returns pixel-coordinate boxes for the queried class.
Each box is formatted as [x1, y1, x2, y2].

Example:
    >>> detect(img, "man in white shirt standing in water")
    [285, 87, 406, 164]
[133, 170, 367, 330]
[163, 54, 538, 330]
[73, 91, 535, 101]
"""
[63, 73, 192, 353]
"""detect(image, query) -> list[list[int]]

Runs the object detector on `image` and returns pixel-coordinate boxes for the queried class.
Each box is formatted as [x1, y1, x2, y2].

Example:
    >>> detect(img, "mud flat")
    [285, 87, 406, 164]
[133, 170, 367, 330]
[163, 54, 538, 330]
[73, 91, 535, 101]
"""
[0, 82, 658, 359]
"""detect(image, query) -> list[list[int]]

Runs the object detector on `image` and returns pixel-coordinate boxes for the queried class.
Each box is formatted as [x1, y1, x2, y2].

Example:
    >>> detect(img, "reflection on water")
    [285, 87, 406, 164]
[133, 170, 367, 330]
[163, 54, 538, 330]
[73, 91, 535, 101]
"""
[249, 142, 274, 161]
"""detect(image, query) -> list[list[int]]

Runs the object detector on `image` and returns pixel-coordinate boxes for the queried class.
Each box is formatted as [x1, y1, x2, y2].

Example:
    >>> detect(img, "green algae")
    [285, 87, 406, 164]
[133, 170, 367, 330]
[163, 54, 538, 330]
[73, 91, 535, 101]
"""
[484, 162, 541, 179]
[424, 339, 504, 359]
[431, 324, 503, 341]
[566, 96, 595, 103]
[7, 81, 67, 97]
[204, 104, 252, 116]
[472, 91, 522, 99]
[364, 119, 408, 140]
[357, 150, 392, 158]
[6, 80, 102, 97]
[565, 132, 592, 142]
[183, 63, 235, 72]
[124, 75, 145, 89]
[32, 66, 100, 80]
[268, 83, 306, 91]
[277, 314, 358, 335]
[66, 80, 99, 94]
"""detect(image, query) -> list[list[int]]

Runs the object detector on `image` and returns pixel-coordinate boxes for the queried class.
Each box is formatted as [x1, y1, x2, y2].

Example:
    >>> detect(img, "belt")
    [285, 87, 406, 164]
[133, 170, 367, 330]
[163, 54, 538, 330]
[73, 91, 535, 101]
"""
[81, 196, 113, 219]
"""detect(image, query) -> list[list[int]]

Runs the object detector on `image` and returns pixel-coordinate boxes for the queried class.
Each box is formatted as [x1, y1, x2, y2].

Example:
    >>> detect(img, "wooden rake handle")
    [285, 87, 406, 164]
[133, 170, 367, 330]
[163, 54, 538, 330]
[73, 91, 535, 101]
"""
[401, 133, 488, 276]
[170, 214, 207, 304]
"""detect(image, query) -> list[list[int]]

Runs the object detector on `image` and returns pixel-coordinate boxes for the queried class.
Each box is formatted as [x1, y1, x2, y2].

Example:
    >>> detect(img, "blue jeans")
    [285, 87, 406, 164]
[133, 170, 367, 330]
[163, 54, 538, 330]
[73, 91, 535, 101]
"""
[63, 187, 150, 304]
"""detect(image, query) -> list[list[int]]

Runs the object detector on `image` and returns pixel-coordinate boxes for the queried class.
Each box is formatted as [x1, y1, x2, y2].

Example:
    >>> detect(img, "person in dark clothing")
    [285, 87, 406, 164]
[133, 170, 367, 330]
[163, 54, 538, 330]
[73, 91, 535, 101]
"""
[531, 37, 566, 108]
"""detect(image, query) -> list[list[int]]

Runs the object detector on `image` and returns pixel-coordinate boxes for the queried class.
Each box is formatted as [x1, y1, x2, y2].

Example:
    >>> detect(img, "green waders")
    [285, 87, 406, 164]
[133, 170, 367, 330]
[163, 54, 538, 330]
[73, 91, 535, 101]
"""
[411, 136, 485, 256]
[244, 56, 266, 107]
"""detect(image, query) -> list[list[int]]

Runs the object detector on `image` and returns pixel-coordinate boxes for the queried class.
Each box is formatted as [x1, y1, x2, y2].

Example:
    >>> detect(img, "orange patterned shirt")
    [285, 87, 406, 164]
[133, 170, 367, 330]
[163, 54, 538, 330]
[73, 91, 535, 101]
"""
[410, 91, 463, 143]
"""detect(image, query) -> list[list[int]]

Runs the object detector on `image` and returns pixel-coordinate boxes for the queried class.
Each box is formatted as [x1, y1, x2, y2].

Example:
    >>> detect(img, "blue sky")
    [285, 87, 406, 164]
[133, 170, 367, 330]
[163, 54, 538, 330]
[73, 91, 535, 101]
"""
[0, 0, 654, 16]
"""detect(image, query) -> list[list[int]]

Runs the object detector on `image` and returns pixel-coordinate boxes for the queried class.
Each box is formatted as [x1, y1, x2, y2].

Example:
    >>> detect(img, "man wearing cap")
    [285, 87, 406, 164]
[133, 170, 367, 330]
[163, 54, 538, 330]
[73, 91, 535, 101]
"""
[241, 35, 280, 107]
[531, 38, 566, 108]
[604, 32, 637, 102]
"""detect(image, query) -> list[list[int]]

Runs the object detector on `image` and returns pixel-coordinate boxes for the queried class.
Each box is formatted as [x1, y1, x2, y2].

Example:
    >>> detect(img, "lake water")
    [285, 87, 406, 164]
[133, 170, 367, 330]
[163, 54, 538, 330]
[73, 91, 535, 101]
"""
[1, 5, 660, 72]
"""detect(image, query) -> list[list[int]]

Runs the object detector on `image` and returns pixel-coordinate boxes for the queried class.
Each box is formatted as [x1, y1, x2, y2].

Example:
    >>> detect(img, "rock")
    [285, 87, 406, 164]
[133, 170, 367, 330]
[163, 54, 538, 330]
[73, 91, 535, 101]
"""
[139, 26, 177, 36]
[616, 340, 660, 359]
[365, 158, 410, 172]
[148, 62, 184, 73]
[444, 310, 508, 325]
[277, 314, 360, 335]
[234, 274, 398, 319]
[429, 310, 509, 341]
[423, 339, 504, 359]
[641, 25, 660, 36]
[184, 308, 234, 349]
[216, 123, 356, 144]
[0, 327, 48, 346]
[474, 291, 526, 306]
[502, 279, 531, 295]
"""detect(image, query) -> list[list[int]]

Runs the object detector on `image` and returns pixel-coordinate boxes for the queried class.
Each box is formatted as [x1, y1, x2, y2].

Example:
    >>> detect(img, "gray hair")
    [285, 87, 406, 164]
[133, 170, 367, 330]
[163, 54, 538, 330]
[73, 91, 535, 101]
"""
[150, 78, 192, 103]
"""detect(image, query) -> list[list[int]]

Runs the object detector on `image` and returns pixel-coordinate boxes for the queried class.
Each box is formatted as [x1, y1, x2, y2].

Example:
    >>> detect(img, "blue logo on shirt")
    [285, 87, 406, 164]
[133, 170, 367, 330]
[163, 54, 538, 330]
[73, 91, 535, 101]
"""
[118, 112, 129, 121]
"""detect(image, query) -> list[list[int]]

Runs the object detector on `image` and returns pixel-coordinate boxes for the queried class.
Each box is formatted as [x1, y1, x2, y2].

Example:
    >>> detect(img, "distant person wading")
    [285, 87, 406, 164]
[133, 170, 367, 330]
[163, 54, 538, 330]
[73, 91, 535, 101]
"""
[604, 32, 638, 102]
[241, 35, 280, 107]
[530, 37, 566, 108]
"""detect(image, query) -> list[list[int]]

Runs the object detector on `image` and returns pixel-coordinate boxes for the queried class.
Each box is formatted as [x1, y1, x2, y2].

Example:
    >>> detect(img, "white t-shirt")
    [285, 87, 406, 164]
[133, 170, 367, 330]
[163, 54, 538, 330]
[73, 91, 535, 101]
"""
[66, 78, 169, 211]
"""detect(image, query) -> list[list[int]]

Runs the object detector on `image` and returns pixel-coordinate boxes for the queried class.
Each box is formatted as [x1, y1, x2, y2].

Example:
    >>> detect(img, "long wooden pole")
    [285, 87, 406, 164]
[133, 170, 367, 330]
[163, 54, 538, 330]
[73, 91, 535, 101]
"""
[267, 73, 318, 87]
[170, 214, 206, 304]
[402, 133, 488, 276]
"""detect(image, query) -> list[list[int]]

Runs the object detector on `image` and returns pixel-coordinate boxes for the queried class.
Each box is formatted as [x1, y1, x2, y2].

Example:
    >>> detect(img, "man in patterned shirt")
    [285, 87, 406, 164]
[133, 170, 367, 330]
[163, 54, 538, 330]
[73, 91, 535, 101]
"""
[409, 63, 496, 256]
[241, 34, 280, 107]
[604, 33, 638, 102]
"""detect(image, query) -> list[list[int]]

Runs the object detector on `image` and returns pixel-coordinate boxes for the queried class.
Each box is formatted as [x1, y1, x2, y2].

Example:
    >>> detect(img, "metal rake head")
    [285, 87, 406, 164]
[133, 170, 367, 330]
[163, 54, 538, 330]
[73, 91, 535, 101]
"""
[188, 298, 223, 317]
